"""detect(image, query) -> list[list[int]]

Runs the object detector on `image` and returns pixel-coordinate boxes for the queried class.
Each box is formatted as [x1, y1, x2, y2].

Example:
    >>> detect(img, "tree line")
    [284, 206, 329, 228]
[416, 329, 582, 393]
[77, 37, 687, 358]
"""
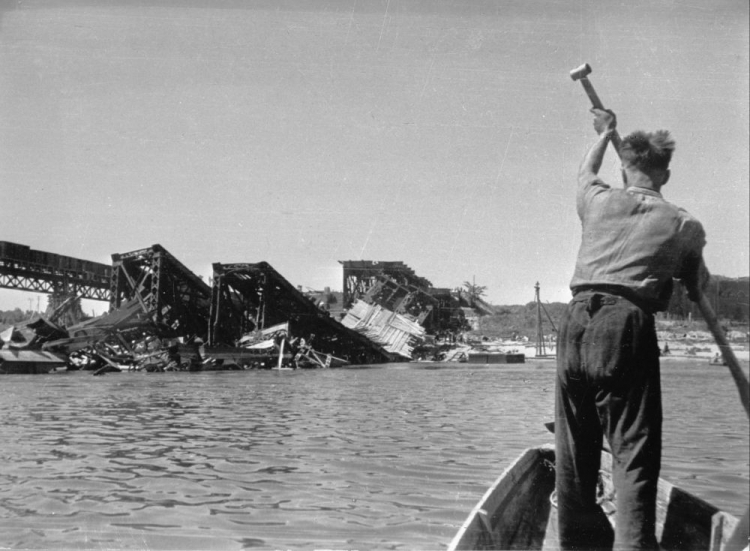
[666, 276, 749, 323]
[0, 308, 33, 327]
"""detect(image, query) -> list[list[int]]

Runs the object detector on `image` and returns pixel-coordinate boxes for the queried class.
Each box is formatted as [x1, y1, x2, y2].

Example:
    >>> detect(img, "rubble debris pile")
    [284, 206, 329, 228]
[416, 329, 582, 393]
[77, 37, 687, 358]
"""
[41, 298, 198, 373]
[0, 321, 66, 374]
[231, 322, 350, 369]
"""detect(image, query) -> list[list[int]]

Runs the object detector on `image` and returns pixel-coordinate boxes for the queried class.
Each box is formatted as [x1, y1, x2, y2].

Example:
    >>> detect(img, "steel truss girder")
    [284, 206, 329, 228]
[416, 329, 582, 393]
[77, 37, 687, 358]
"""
[110, 245, 211, 340]
[0, 260, 110, 301]
[340, 260, 433, 308]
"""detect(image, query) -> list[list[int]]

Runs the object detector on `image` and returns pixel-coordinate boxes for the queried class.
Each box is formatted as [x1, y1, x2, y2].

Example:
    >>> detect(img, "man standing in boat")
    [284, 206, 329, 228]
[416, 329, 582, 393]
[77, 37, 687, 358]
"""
[555, 108, 709, 550]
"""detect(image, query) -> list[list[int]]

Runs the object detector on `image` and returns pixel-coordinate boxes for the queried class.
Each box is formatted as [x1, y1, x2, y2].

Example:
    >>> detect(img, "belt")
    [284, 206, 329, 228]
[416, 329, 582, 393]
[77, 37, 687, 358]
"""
[572, 292, 621, 316]
[572, 286, 655, 314]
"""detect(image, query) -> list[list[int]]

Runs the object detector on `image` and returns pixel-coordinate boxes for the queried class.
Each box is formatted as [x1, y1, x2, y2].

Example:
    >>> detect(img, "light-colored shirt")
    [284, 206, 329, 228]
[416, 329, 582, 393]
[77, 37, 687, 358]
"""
[570, 175, 707, 311]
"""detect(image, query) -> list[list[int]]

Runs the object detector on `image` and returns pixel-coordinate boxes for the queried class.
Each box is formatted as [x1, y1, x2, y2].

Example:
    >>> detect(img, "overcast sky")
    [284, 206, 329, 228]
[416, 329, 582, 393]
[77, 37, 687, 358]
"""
[1, 0, 748, 313]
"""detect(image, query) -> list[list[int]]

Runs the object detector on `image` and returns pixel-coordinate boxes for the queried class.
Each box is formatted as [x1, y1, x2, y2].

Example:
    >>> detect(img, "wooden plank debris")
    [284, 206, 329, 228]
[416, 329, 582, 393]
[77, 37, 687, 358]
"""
[341, 300, 426, 360]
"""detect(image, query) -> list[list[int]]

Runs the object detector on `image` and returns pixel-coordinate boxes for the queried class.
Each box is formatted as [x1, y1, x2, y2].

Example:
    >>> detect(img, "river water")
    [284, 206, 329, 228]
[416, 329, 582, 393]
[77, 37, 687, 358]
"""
[1, 360, 747, 550]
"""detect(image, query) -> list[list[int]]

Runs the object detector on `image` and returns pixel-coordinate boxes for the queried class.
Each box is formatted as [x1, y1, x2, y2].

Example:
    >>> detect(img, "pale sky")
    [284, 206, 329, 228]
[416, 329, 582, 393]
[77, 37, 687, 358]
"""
[1, 0, 748, 313]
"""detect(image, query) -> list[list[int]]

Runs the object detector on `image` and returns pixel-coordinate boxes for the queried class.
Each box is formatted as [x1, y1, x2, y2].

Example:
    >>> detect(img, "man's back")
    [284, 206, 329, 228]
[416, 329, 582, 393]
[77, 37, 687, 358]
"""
[571, 177, 705, 311]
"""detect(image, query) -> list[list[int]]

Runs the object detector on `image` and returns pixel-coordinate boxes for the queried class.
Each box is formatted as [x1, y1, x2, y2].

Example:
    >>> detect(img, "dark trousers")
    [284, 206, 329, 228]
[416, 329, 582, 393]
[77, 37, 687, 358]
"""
[555, 292, 662, 550]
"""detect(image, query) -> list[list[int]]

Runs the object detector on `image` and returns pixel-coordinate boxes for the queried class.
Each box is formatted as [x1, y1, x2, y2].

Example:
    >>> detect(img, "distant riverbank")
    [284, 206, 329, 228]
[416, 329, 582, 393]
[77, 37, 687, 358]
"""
[522, 338, 749, 363]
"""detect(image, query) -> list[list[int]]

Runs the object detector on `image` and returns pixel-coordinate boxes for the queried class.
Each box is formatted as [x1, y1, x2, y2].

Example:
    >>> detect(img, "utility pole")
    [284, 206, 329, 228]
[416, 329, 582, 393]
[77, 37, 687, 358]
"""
[535, 282, 545, 357]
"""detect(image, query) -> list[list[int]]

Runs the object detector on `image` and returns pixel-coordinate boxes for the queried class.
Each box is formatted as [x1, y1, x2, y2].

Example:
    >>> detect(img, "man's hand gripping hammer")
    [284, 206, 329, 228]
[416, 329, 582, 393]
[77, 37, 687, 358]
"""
[570, 63, 623, 155]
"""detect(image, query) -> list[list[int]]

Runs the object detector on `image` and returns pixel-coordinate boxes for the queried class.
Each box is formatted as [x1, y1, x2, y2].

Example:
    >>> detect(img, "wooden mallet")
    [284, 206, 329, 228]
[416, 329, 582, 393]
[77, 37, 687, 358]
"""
[569, 62, 749, 418]
[570, 63, 623, 153]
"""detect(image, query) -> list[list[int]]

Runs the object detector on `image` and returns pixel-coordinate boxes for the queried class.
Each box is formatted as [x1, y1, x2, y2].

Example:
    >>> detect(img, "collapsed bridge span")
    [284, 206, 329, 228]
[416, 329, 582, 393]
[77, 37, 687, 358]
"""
[110, 244, 211, 342]
[209, 262, 391, 365]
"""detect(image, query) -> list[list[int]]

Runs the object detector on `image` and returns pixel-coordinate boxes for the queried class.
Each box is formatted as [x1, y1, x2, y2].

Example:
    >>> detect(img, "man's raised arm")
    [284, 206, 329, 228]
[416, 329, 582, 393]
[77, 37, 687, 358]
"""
[578, 108, 617, 184]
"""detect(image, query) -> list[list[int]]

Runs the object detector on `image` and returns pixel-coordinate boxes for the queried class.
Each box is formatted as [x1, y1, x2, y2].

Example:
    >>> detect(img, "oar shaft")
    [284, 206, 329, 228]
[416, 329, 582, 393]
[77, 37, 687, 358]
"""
[696, 293, 749, 418]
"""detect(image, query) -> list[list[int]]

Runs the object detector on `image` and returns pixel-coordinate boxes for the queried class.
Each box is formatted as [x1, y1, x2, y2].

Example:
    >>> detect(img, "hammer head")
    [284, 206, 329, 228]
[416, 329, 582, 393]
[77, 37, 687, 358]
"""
[570, 63, 592, 81]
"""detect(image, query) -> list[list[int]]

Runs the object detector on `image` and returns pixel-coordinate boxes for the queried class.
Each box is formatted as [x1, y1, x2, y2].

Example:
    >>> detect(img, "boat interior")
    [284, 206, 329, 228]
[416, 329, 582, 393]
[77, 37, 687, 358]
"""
[450, 446, 740, 551]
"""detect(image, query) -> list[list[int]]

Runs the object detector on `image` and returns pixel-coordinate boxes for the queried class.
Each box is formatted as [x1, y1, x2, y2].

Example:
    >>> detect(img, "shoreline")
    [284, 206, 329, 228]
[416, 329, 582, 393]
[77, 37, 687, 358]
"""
[523, 342, 749, 363]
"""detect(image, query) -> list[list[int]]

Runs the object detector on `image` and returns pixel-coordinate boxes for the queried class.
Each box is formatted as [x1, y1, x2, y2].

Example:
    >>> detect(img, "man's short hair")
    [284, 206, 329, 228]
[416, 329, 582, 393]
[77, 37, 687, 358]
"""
[620, 130, 675, 172]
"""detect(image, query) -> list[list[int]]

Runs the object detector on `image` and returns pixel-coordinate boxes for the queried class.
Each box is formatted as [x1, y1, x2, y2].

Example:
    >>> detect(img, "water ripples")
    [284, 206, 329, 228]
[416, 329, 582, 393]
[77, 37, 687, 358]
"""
[0, 362, 747, 549]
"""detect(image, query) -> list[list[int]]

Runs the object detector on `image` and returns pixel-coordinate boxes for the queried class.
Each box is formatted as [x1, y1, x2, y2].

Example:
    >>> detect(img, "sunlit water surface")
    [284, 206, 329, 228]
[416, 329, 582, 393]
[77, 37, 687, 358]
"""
[1, 360, 747, 549]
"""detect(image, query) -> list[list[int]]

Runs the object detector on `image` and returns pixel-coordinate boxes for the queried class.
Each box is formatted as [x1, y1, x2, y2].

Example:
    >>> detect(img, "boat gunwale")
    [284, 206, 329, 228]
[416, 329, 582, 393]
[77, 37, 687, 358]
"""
[448, 444, 555, 551]
[448, 444, 740, 551]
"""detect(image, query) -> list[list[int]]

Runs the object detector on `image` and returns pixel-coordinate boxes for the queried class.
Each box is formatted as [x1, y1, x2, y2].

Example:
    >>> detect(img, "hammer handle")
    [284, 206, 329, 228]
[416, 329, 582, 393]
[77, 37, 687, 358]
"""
[580, 78, 623, 155]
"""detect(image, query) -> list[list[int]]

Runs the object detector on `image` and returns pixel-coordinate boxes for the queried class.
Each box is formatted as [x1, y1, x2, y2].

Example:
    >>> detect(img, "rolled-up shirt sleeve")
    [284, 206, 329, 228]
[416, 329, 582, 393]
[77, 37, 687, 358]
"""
[577, 175, 612, 220]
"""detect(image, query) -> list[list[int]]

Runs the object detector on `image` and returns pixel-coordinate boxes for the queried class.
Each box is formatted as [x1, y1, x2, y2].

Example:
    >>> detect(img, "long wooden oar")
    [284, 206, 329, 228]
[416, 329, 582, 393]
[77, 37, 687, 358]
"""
[695, 293, 749, 418]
